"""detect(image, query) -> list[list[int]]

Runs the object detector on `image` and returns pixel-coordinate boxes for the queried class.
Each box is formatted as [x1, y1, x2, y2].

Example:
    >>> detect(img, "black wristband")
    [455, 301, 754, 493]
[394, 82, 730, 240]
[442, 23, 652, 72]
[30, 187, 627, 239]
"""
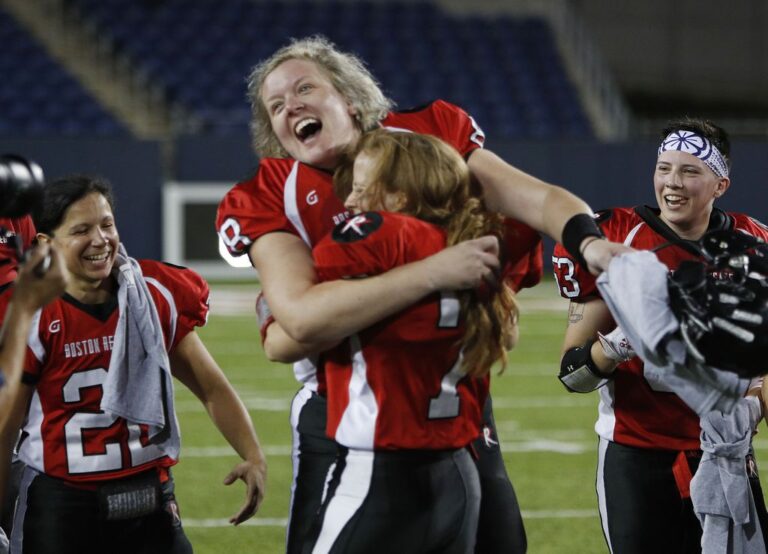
[562, 213, 604, 270]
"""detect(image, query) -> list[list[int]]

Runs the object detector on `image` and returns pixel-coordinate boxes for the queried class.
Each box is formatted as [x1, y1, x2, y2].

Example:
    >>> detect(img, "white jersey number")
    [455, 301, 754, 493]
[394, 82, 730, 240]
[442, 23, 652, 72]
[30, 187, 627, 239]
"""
[552, 256, 581, 298]
[429, 293, 466, 419]
[62, 368, 165, 474]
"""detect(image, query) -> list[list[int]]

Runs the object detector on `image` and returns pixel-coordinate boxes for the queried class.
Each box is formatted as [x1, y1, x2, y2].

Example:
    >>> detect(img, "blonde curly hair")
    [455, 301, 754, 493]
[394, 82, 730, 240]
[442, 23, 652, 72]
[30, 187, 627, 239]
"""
[247, 35, 394, 159]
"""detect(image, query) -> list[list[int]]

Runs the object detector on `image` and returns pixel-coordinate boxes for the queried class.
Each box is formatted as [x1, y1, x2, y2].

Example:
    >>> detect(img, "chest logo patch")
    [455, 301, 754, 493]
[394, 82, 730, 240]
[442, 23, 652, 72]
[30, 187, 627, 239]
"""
[332, 212, 383, 243]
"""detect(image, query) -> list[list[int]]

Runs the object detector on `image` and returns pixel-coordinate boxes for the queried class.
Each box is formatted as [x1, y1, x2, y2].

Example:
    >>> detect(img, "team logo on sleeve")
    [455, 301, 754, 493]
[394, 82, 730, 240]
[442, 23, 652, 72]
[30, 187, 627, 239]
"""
[332, 212, 383, 243]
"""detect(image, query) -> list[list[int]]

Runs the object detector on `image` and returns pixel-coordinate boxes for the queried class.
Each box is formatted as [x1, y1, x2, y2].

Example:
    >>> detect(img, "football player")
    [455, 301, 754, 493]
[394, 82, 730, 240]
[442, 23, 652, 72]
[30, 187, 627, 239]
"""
[217, 35, 629, 553]
[553, 118, 768, 553]
[0, 243, 66, 554]
[299, 130, 516, 552]
[0, 175, 267, 554]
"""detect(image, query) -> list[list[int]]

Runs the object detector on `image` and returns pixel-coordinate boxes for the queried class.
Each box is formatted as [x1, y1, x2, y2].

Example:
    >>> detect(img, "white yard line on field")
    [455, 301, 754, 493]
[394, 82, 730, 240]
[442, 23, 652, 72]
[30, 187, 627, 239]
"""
[183, 438, 591, 459]
[183, 509, 597, 528]
[175, 394, 596, 413]
[208, 286, 569, 316]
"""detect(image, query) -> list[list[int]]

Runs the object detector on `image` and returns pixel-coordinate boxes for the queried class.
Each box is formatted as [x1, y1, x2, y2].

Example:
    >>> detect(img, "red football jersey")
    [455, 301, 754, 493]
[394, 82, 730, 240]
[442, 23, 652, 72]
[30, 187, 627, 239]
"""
[502, 218, 543, 292]
[217, 100, 533, 390]
[14, 260, 209, 484]
[313, 212, 489, 451]
[552, 206, 768, 450]
[0, 215, 35, 288]
[216, 100, 485, 255]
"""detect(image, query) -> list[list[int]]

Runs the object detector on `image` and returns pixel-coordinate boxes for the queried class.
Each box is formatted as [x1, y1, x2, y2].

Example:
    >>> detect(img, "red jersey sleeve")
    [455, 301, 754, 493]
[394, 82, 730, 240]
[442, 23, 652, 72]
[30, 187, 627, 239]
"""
[552, 241, 596, 301]
[552, 208, 641, 301]
[0, 215, 36, 287]
[216, 159, 297, 258]
[382, 100, 485, 158]
[140, 261, 210, 350]
[18, 215, 35, 251]
[732, 213, 768, 242]
[551, 209, 623, 301]
[313, 212, 444, 281]
[502, 219, 543, 292]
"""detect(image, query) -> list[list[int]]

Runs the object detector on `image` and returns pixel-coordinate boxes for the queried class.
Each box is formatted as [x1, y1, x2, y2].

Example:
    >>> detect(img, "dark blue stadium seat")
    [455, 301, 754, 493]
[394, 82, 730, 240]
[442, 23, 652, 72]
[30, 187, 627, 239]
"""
[0, 6, 127, 136]
[62, 0, 592, 139]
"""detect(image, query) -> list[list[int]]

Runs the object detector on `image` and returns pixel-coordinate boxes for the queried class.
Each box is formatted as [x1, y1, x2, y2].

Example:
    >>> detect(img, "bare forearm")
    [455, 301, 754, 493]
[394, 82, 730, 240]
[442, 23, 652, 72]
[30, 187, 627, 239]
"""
[204, 385, 264, 463]
[272, 263, 433, 343]
[254, 231, 498, 344]
[561, 299, 616, 375]
[0, 387, 30, 511]
[589, 340, 619, 375]
[0, 304, 35, 421]
[469, 149, 592, 242]
[263, 321, 337, 363]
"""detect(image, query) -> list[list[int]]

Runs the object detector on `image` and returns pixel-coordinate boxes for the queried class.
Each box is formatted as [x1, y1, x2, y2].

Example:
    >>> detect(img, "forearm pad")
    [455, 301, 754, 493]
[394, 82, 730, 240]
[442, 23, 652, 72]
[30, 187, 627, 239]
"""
[559, 340, 612, 393]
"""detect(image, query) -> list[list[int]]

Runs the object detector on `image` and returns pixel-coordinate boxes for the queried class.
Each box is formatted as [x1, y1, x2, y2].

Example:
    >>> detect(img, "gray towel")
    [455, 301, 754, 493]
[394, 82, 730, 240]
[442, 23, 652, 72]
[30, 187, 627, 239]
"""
[691, 396, 765, 553]
[596, 251, 750, 416]
[100, 244, 181, 460]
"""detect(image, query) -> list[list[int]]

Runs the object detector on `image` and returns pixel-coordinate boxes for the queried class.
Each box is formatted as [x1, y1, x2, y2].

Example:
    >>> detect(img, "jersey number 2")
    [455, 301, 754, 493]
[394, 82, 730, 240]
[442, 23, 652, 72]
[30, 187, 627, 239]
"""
[63, 368, 165, 474]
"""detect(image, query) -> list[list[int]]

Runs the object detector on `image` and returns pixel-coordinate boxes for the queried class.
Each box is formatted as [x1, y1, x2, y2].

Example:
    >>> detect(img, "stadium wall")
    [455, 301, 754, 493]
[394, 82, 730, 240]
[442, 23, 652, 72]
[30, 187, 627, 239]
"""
[4, 135, 765, 277]
[0, 137, 163, 260]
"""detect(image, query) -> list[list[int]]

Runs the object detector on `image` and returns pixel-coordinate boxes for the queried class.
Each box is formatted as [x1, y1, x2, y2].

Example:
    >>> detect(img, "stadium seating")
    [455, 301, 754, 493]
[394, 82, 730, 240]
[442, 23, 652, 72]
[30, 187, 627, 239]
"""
[0, 7, 126, 136]
[66, 0, 592, 140]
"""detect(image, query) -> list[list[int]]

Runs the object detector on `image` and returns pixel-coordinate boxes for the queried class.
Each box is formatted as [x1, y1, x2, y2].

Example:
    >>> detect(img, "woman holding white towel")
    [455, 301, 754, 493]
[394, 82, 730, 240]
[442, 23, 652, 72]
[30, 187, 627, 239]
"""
[0, 175, 267, 554]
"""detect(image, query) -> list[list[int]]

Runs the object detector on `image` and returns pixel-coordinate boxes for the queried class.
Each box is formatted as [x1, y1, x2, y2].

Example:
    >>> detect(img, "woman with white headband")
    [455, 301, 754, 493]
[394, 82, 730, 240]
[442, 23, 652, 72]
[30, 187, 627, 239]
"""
[551, 117, 768, 553]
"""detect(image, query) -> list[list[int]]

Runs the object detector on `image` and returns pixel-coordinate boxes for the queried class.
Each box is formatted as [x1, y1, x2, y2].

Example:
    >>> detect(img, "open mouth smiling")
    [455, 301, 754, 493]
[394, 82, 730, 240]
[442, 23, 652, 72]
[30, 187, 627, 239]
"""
[84, 252, 111, 262]
[664, 194, 687, 206]
[295, 118, 322, 142]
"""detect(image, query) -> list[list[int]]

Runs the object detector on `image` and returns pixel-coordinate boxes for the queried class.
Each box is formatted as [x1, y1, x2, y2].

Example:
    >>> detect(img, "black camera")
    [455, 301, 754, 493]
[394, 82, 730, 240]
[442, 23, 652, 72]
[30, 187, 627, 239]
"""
[0, 155, 45, 218]
[1, 155, 48, 274]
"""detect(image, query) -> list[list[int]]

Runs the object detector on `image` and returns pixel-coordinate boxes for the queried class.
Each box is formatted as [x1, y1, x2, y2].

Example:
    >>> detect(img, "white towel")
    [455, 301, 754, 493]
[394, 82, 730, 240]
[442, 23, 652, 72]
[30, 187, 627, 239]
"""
[596, 251, 750, 416]
[100, 244, 180, 460]
[692, 396, 765, 553]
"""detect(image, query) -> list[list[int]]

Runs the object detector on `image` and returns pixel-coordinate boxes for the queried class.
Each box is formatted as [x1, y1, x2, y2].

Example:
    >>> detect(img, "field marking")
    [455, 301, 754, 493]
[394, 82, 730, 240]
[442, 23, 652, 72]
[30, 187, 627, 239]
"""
[183, 509, 597, 528]
[175, 396, 290, 412]
[501, 440, 589, 454]
[175, 394, 596, 414]
[208, 286, 569, 316]
[491, 396, 596, 409]
[180, 439, 768, 459]
[184, 445, 292, 457]
[185, 517, 288, 528]
[182, 438, 591, 458]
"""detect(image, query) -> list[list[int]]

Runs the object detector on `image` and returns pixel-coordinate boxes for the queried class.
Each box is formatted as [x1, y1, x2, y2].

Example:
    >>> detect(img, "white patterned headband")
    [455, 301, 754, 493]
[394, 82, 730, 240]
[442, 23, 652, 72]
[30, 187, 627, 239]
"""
[658, 130, 729, 178]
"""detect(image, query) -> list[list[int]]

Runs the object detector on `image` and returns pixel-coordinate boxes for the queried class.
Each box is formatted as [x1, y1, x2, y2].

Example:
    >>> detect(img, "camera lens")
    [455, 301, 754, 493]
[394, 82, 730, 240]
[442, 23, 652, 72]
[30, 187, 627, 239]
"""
[0, 155, 45, 218]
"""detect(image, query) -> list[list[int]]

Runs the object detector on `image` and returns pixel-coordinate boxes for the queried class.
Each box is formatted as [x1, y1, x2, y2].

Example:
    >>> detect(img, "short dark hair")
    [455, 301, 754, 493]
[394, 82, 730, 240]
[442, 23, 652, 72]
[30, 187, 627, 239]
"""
[661, 117, 731, 171]
[34, 174, 115, 235]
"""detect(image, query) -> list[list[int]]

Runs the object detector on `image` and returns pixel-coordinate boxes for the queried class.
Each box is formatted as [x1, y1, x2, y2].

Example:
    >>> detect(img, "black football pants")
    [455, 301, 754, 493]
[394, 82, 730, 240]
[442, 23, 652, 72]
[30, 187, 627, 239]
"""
[11, 467, 192, 554]
[302, 446, 481, 554]
[287, 389, 527, 553]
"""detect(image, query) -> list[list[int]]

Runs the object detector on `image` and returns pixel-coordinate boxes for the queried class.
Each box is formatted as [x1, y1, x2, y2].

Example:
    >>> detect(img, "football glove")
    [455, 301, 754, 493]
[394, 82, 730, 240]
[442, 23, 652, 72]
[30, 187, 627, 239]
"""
[597, 326, 636, 362]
